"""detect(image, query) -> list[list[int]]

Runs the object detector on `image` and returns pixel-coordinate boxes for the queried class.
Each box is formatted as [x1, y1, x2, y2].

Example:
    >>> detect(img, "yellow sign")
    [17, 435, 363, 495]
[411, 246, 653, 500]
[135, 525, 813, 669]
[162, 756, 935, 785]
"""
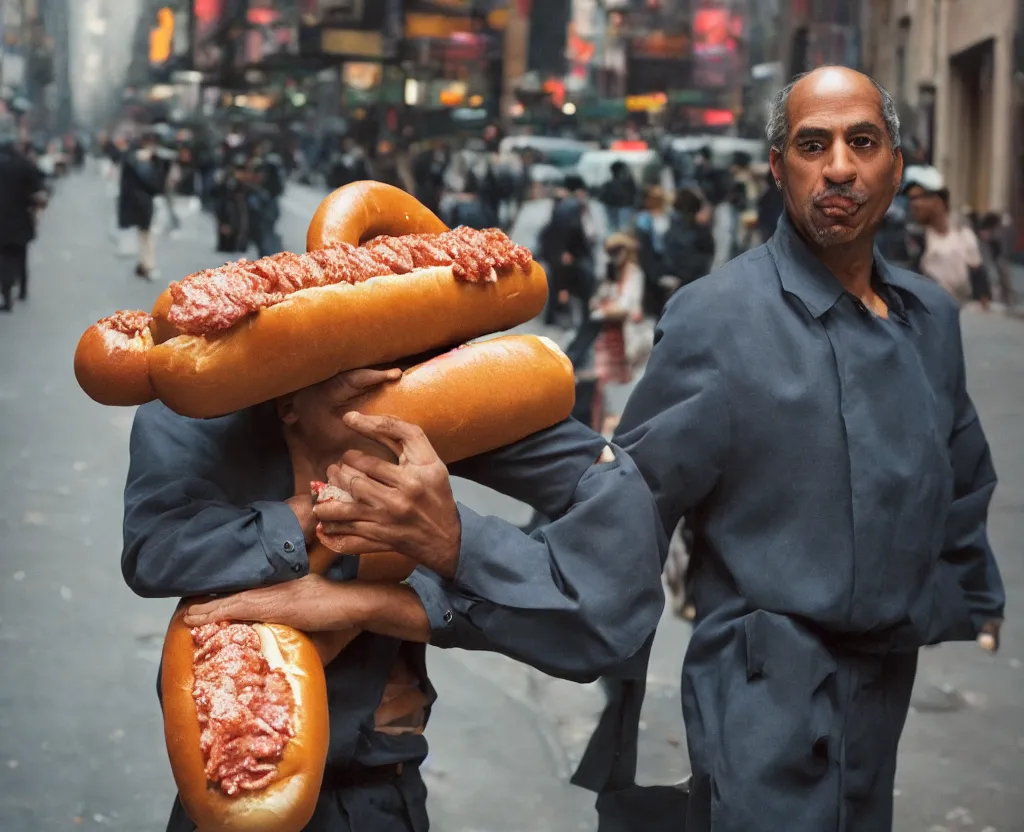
[321, 29, 383, 57]
[487, 8, 510, 30]
[405, 13, 474, 39]
[149, 7, 174, 64]
[625, 93, 667, 113]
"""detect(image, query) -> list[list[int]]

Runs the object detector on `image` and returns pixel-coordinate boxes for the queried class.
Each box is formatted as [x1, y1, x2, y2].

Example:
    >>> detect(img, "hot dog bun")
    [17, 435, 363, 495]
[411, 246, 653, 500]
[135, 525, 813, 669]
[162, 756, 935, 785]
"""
[307, 541, 416, 584]
[351, 333, 575, 463]
[161, 604, 328, 832]
[74, 311, 158, 407]
[306, 181, 448, 250]
[149, 289, 179, 345]
[147, 261, 549, 419]
[147, 182, 449, 348]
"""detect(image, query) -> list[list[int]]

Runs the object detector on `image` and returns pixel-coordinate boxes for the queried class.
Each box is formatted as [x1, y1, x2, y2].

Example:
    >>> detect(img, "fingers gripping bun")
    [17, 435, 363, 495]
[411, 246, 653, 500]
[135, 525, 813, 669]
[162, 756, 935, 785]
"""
[351, 334, 576, 463]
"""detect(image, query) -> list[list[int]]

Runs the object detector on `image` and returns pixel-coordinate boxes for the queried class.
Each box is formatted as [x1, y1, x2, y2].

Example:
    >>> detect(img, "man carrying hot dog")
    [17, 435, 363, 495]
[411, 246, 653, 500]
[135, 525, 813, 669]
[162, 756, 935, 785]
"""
[123, 364, 665, 831]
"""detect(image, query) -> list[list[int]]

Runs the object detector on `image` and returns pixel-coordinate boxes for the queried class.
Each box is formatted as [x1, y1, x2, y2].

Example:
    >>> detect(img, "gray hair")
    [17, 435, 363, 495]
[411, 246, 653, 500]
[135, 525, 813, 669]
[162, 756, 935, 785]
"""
[765, 69, 901, 153]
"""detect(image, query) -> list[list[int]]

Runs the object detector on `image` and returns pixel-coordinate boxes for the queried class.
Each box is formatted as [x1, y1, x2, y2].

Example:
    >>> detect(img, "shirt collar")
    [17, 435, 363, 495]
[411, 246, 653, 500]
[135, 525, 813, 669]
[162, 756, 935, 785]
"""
[873, 254, 932, 321]
[767, 212, 847, 318]
[768, 212, 924, 323]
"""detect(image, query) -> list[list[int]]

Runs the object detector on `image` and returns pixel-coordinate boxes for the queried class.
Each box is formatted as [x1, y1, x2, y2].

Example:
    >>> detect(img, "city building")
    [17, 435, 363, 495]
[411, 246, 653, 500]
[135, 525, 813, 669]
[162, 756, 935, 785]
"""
[863, 0, 1023, 251]
[778, 0, 864, 80]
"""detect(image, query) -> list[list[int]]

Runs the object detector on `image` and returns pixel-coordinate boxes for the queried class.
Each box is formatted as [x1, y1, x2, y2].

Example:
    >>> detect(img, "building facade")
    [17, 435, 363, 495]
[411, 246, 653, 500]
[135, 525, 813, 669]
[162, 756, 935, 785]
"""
[779, 0, 864, 80]
[863, 0, 1022, 248]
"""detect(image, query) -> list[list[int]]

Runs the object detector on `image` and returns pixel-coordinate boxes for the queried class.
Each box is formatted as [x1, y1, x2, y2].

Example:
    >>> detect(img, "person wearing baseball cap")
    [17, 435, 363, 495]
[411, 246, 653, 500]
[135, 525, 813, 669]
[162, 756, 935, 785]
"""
[902, 165, 988, 307]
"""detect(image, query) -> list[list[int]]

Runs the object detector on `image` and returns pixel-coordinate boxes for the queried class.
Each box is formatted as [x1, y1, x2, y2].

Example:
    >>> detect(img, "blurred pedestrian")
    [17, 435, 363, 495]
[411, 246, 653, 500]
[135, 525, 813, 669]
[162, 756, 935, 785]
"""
[633, 184, 673, 315]
[413, 141, 448, 217]
[212, 155, 251, 254]
[0, 120, 47, 310]
[118, 130, 166, 280]
[903, 166, 985, 309]
[326, 136, 373, 190]
[599, 161, 638, 233]
[657, 188, 715, 305]
[589, 232, 645, 425]
[979, 211, 1016, 308]
[447, 173, 496, 230]
[244, 142, 285, 257]
[708, 172, 744, 270]
[538, 175, 597, 327]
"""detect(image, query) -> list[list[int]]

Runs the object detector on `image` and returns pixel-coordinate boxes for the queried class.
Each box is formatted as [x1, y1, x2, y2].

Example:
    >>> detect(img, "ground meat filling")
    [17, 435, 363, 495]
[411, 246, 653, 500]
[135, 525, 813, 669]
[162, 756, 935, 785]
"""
[101, 310, 152, 337]
[190, 622, 295, 796]
[167, 227, 533, 336]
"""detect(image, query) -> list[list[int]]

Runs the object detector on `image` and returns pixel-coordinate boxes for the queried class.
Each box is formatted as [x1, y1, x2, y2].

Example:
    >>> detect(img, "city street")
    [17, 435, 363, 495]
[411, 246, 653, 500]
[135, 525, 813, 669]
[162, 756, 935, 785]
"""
[0, 170, 1021, 832]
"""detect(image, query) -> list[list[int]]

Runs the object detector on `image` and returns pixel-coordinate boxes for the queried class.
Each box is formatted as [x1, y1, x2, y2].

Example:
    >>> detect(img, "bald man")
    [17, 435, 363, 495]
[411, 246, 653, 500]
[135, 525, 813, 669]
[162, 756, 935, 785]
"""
[576, 67, 1005, 831]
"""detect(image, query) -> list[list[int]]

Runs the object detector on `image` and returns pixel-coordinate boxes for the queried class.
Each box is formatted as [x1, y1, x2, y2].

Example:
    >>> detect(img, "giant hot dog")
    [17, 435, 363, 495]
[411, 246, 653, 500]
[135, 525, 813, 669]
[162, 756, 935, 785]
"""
[144, 182, 451, 347]
[74, 184, 550, 419]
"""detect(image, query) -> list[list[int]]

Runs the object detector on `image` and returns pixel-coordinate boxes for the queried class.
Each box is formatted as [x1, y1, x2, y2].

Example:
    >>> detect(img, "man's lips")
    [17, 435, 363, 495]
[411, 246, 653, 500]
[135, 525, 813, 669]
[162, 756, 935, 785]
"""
[815, 196, 861, 216]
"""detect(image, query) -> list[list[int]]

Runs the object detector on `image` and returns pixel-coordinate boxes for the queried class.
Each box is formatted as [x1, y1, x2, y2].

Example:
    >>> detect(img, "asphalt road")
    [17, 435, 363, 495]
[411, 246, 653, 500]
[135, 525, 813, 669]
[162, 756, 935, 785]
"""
[0, 171, 1021, 832]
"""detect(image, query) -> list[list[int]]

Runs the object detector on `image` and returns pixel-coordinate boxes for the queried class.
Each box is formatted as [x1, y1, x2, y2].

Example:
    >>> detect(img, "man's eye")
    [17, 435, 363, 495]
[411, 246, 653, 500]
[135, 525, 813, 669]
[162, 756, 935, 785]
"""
[851, 136, 875, 148]
[801, 141, 824, 153]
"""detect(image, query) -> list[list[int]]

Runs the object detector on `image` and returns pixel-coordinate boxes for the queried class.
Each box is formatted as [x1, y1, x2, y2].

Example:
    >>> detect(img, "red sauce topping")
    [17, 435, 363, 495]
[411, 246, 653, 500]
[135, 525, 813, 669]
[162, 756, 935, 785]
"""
[167, 227, 533, 336]
[190, 622, 295, 796]
[100, 310, 152, 337]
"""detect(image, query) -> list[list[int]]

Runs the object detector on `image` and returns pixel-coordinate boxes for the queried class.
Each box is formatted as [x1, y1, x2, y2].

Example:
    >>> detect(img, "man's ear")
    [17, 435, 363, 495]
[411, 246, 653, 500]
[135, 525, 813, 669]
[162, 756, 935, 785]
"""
[892, 148, 904, 194]
[768, 147, 784, 189]
[276, 394, 298, 426]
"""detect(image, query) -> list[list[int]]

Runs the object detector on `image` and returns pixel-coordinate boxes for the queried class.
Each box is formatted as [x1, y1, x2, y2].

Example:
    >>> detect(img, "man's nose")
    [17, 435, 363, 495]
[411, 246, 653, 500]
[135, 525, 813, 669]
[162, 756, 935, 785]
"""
[822, 141, 857, 184]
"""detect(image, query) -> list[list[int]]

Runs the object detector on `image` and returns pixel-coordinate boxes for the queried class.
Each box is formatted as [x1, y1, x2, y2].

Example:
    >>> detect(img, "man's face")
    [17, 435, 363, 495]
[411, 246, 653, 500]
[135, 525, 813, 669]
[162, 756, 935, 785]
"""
[279, 376, 391, 464]
[904, 184, 938, 225]
[769, 68, 903, 249]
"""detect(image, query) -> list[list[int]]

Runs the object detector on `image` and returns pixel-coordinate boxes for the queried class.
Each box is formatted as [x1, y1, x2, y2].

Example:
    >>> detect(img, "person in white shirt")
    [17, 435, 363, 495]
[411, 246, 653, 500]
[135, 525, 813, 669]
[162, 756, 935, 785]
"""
[903, 166, 984, 308]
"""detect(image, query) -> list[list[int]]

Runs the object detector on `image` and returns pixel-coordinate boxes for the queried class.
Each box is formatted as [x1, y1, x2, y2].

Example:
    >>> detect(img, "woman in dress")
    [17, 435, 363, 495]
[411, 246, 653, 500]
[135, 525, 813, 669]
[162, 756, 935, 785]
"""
[587, 231, 645, 433]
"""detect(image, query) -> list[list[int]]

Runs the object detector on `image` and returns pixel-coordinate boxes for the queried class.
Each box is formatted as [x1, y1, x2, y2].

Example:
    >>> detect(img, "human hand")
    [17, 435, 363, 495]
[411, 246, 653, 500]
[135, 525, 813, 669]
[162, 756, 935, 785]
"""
[319, 367, 403, 405]
[182, 574, 360, 633]
[977, 619, 1002, 653]
[314, 413, 462, 578]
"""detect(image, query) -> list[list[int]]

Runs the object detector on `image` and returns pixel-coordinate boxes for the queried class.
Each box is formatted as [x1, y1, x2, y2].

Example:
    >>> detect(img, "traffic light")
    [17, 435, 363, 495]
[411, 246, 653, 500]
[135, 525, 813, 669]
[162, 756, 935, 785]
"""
[150, 7, 174, 65]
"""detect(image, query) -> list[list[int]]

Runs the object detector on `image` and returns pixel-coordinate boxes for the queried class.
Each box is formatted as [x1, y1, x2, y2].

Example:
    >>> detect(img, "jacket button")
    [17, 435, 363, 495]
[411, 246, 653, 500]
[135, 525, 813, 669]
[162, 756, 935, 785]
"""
[292, 563, 303, 573]
[283, 540, 295, 553]
[443, 610, 454, 624]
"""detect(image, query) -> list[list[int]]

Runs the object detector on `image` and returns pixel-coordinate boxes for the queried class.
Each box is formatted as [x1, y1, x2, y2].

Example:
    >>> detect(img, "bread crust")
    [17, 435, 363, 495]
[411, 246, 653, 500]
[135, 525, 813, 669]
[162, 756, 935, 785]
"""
[306, 180, 448, 250]
[161, 603, 329, 832]
[73, 321, 157, 406]
[148, 182, 448, 347]
[147, 262, 549, 419]
[350, 333, 575, 463]
[149, 289, 179, 345]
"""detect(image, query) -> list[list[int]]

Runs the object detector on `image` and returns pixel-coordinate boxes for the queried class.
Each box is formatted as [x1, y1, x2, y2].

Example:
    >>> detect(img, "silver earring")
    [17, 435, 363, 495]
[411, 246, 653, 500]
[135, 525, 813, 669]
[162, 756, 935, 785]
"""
[775, 179, 782, 190]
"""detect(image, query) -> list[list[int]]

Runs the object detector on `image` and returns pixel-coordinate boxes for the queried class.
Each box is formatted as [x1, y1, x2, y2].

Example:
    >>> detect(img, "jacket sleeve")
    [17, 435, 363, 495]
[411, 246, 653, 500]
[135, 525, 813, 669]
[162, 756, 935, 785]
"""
[613, 285, 731, 539]
[942, 314, 1005, 633]
[407, 420, 666, 683]
[121, 404, 309, 599]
